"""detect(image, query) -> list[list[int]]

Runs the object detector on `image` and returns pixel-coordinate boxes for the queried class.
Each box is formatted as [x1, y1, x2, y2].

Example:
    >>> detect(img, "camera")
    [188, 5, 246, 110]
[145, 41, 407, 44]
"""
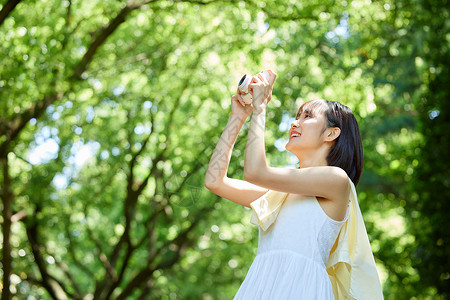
[238, 70, 270, 104]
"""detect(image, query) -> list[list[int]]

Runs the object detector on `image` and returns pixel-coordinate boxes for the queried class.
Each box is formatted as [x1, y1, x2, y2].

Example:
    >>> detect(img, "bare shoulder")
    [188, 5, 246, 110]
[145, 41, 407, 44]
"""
[316, 166, 349, 200]
[325, 166, 350, 192]
[244, 164, 350, 221]
[316, 167, 351, 221]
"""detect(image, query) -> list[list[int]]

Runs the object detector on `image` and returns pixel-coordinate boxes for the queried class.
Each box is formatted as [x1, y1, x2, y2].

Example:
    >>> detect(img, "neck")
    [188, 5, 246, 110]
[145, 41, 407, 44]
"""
[296, 147, 329, 168]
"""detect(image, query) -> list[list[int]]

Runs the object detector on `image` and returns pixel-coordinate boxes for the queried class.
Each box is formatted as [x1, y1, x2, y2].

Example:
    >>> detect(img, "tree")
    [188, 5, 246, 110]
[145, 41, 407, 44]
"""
[0, 0, 258, 298]
[1, 0, 448, 298]
[409, 0, 450, 296]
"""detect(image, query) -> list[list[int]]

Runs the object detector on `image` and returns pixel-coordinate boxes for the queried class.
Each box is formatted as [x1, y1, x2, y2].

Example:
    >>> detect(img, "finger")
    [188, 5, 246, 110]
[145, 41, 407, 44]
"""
[267, 69, 277, 76]
[260, 72, 269, 86]
[233, 94, 245, 106]
[248, 82, 262, 91]
[270, 70, 277, 85]
[238, 95, 246, 106]
[257, 73, 267, 85]
[251, 75, 262, 84]
[256, 73, 263, 80]
[270, 71, 277, 85]
[248, 83, 255, 94]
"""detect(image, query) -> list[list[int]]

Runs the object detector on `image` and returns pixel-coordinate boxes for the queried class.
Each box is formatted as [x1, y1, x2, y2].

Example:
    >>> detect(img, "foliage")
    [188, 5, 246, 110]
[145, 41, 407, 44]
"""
[0, 0, 448, 299]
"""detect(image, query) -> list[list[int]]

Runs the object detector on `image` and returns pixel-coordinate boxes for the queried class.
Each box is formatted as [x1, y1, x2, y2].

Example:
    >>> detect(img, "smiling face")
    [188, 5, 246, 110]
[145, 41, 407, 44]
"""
[284, 99, 364, 184]
[285, 100, 338, 166]
[286, 105, 327, 155]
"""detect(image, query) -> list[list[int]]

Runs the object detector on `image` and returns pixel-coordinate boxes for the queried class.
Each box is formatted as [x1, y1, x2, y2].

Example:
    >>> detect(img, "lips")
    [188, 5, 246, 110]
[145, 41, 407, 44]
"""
[290, 131, 301, 139]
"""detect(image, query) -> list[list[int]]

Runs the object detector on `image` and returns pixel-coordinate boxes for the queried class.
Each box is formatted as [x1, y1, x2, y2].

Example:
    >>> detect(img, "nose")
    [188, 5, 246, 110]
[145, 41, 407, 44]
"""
[290, 119, 299, 129]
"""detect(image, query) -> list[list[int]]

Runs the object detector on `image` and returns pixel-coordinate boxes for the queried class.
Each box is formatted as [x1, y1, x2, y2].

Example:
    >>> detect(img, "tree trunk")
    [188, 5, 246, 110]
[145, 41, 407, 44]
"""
[1, 153, 13, 300]
[0, 0, 22, 27]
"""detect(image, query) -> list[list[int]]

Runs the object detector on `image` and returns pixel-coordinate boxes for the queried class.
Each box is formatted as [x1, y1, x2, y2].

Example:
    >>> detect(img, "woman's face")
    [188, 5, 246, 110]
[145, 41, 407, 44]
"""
[285, 106, 329, 154]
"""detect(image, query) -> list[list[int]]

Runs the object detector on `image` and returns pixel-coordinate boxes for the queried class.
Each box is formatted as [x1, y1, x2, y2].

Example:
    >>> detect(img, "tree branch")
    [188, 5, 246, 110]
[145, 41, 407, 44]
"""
[72, 0, 158, 79]
[116, 206, 212, 300]
[108, 161, 161, 268]
[137, 278, 154, 300]
[59, 168, 118, 284]
[93, 19, 219, 299]
[85, 225, 118, 282]
[54, 259, 83, 300]
[109, 127, 162, 272]
[0, 92, 62, 157]
[103, 243, 135, 299]
[25, 207, 69, 300]
[11, 209, 27, 223]
[105, 169, 161, 300]
[115, 268, 155, 300]
[1, 153, 13, 300]
[0, 0, 22, 27]
[111, 47, 218, 296]
[107, 39, 208, 266]
[133, 47, 208, 196]
[64, 223, 96, 278]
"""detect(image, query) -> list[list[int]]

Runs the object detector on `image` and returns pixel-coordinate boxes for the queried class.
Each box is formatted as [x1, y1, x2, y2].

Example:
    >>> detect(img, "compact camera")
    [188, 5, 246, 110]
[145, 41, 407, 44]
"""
[238, 70, 270, 104]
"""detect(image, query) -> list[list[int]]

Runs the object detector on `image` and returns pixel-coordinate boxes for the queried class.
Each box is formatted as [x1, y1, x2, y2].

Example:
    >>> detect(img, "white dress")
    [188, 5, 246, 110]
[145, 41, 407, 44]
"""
[233, 194, 350, 299]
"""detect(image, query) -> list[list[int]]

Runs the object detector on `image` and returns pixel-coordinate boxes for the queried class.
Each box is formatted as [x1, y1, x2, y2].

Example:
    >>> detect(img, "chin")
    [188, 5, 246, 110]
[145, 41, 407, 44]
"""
[286, 143, 301, 155]
[285, 144, 295, 154]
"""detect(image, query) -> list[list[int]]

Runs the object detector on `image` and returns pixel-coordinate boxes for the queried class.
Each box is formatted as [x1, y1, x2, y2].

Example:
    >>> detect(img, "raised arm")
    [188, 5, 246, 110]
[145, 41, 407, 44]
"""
[204, 92, 269, 208]
[243, 71, 348, 208]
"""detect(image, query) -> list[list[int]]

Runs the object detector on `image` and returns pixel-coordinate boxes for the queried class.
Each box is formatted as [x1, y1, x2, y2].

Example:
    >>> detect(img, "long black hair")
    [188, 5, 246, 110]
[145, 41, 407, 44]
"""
[296, 99, 364, 185]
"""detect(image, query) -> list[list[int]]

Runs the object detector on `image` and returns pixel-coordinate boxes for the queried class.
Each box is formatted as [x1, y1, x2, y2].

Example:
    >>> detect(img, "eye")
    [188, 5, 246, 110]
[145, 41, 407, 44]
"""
[304, 113, 312, 118]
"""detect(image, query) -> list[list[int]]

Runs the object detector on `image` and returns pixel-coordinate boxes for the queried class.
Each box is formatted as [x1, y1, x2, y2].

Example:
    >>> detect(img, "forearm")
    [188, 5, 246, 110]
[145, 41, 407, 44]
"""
[244, 108, 268, 179]
[205, 114, 246, 188]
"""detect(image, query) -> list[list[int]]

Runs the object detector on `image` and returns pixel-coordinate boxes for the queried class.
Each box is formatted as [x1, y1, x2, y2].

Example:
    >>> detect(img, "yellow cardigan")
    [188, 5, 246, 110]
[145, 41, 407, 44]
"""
[249, 177, 384, 300]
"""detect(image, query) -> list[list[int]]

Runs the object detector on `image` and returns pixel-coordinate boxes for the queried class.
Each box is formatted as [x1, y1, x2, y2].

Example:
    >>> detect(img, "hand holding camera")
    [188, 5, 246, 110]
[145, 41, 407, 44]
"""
[237, 70, 271, 104]
[231, 69, 276, 117]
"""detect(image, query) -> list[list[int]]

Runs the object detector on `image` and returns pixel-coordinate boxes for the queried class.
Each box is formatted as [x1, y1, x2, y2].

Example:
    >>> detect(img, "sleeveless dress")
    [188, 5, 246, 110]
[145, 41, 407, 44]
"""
[233, 194, 350, 299]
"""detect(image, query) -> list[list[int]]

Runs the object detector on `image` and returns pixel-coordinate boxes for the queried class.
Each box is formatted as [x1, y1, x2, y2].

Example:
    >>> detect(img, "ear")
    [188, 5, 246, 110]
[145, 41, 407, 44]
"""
[324, 127, 341, 142]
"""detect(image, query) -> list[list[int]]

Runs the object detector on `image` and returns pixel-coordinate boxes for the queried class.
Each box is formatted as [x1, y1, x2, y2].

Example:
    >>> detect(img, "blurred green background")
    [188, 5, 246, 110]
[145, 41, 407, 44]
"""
[0, 0, 449, 299]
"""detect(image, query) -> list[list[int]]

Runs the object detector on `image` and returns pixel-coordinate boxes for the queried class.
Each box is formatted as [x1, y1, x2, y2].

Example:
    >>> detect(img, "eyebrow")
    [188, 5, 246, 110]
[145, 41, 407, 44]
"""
[296, 108, 313, 119]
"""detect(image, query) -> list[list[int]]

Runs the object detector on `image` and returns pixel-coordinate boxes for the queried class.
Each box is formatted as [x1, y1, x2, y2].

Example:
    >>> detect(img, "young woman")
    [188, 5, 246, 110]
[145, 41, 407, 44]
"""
[204, 70, 382, 299]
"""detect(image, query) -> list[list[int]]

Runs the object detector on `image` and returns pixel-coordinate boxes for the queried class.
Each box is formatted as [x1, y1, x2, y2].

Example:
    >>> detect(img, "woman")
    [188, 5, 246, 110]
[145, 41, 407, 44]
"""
[204, 70, 382, 299]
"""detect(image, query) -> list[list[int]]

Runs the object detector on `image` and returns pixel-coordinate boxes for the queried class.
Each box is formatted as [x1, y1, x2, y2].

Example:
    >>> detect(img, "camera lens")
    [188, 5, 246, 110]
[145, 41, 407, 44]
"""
[238, 74, 247, 86]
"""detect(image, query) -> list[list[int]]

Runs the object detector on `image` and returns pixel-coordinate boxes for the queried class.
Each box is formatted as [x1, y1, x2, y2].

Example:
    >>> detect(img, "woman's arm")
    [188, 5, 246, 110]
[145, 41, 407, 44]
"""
[204, 97, 269, 208]
[204, 113, 246, 188]
[243, 72, 348, 202]
[243, 106, 348, 200]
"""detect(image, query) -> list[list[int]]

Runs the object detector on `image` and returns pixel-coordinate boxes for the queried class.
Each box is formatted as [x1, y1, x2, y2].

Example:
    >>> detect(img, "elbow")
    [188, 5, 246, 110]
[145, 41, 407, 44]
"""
[243, 163, 255, 182]
[204, 179, 216, 191]
[204, 176, 221, 191]
[244, 170, 258, 183]
[245, 165, 269, 184]
[244, 160, 267, 183]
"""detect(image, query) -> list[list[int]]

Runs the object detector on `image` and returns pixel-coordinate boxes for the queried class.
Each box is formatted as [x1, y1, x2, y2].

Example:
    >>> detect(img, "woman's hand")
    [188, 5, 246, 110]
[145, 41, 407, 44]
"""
[231, 87, 253, 118]
[248, 69, 277, 113]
